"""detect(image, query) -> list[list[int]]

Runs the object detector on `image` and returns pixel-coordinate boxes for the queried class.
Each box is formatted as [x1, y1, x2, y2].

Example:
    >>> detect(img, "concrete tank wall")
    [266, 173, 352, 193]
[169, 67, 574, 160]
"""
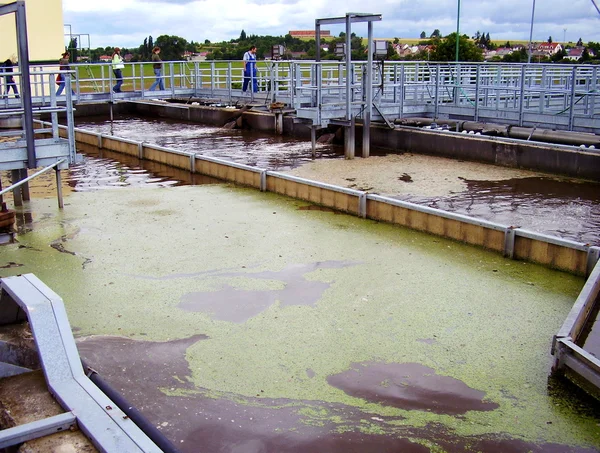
[58, 100, 600, 181]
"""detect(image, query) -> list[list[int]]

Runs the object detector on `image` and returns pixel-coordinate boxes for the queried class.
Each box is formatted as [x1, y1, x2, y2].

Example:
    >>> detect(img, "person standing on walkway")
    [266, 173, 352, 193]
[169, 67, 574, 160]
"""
[2, 58, 19, 98]
[56, 51, 75, 96]
[149, 46, 165, 91]
[112, 47, 125, 93]
[242, 45, 258, 93]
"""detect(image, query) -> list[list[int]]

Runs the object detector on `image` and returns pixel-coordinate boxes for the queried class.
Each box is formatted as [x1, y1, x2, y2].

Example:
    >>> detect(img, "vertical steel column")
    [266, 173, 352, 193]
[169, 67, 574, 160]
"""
[363, 21, 373, 158]
[19, 169, 30, 201]
[132, 64, 136, 91]
[399, 65, 405, 118]
[15, 1, 35, 169]
[345, 14, 354, 159]
[568, 66, 577, 131]
[210, 62, 215, 97]
[10, 170, 23, 207]
[591, 66, 597, 118]
[434, 64, 440, 118]
[55, 169, 64, 209]
[474, 64, 480, 122]
[227, 61, 232, 103]
[170, 62, 175, 97]
[518, 65, 526, 126]
[311, 126, 316, 159]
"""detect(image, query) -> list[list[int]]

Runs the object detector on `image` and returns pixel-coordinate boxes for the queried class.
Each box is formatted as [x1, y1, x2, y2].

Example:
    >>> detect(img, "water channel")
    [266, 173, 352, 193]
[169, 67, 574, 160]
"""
[75, 115, 600, 245]
[1, 115, 599, 452]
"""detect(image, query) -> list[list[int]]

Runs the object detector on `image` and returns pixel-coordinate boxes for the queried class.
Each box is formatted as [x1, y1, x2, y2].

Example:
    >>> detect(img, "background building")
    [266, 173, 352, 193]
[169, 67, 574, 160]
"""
[0, 0, 65, 62]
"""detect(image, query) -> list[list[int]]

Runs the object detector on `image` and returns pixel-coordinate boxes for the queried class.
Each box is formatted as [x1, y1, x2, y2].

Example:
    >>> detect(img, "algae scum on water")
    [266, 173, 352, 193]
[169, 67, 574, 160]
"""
[1, 184, 598, 452]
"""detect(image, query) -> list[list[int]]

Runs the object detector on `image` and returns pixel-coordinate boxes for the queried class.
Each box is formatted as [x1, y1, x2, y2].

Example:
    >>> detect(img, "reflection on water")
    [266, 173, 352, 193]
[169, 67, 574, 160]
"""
[395, 177, 600, 245]
[76, 115, 343, 171]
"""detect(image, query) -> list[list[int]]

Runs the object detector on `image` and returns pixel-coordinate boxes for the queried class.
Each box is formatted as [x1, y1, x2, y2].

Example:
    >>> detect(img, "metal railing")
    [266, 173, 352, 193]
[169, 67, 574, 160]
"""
[16, 60, 600, 133]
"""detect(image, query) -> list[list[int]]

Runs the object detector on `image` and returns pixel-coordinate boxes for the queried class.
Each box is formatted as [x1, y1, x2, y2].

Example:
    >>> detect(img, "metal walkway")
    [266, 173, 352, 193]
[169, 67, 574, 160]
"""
[20, 60, 600, 135]
[0, 1, 76, 210]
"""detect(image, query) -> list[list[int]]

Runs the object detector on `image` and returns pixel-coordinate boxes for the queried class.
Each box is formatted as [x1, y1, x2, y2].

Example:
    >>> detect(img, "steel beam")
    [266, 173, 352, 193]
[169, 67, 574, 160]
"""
[0, 412, 77, 449]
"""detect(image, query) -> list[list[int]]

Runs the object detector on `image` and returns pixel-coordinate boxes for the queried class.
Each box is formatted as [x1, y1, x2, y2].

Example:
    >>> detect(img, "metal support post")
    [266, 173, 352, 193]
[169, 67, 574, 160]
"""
[503, 226, 516, 259]
[15, 1, 36, 169]
[275, 112, 283, 135]
[170, 62, 175, 97]
[311, 126, 317, 159]
[518, 65, 526, 126]
[568, 66, 577, 131]
[363, 21, 373, 158]
[474, 64, 481, 122]
[19, 169, 30, 201]
[345, 118, 355, 159]
[55, 168, 63, 209]
[10, 170, 23, 207]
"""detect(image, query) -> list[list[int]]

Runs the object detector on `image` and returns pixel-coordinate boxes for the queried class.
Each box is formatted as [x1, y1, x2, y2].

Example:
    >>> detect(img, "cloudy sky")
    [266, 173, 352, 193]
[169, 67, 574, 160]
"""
[63, 0, 600, 49]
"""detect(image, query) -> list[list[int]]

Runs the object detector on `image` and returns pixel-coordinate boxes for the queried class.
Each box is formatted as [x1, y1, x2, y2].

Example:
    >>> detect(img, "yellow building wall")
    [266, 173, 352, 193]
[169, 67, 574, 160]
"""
[0, 0, 65, 62]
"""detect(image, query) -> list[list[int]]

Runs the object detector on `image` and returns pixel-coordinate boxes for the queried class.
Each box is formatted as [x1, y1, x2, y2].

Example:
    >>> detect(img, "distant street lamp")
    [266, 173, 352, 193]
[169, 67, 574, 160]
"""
[455, 0, 461, 62]
[527, 0, 536, 64]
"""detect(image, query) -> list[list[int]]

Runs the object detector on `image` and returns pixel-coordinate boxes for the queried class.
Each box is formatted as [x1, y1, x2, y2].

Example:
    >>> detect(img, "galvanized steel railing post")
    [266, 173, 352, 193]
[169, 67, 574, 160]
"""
[210, 61, 215, 97]
[518, 65, 526, 126]
[474, 64, 480, 122]
[434, 64, 440, 119]
[65, 75, 76, 165]
[590, 66, 597, 118]
[399, 64, 405, 118]
[169, 62, 175, 97]
[568, 66, 577, 131]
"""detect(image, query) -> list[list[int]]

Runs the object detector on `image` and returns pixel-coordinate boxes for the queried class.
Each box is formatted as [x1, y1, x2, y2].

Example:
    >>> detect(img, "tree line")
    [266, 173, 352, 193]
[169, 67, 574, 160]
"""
[65, 30, 600, 64]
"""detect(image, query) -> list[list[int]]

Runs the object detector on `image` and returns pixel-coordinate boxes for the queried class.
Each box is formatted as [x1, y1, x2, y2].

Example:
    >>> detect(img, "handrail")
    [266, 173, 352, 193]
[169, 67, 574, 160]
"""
[0, 159, 66, 197]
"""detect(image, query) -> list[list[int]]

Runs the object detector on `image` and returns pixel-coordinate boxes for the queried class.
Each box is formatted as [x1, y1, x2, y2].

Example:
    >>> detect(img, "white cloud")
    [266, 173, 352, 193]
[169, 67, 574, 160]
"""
[63, 0, 600, 48]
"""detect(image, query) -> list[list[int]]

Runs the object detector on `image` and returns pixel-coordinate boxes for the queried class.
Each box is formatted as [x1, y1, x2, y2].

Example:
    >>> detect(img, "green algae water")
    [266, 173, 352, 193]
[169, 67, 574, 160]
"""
[1, 179, 598, 452]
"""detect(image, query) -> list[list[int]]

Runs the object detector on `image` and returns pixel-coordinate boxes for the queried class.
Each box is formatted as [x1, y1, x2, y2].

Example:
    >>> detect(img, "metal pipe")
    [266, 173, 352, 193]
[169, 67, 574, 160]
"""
[394, 117, 600, 146]
[0, 159, 66, 197]
[81, 360, 181, 453]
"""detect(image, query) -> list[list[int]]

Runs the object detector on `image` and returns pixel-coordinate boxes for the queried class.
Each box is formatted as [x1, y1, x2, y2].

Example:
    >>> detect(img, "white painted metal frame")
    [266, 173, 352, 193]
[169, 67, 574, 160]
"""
[0, 274, 162, 453]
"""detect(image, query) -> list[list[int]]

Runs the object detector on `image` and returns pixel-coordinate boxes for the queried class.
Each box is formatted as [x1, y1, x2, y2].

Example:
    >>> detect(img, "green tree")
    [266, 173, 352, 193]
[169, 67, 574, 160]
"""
[548, 36, 553, 43]
[431, 29, 441, 38]
[240, 30, 247, 41]
[420, 31, 426, 39]
[67, 37, 78, 62]
[154, 35, 188, 60]
[501, 48, 528, 63]
[581, 48, 591, 62]
[430, 33, 483, 62]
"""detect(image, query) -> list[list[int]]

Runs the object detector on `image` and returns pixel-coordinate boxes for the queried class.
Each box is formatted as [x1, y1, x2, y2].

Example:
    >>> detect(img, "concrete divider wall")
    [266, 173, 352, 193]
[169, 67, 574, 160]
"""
[53, 124, 595, 276]
[266, 175, 361, 215]
[368, 125, 600, 181]
[366, 199, 506, 252]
